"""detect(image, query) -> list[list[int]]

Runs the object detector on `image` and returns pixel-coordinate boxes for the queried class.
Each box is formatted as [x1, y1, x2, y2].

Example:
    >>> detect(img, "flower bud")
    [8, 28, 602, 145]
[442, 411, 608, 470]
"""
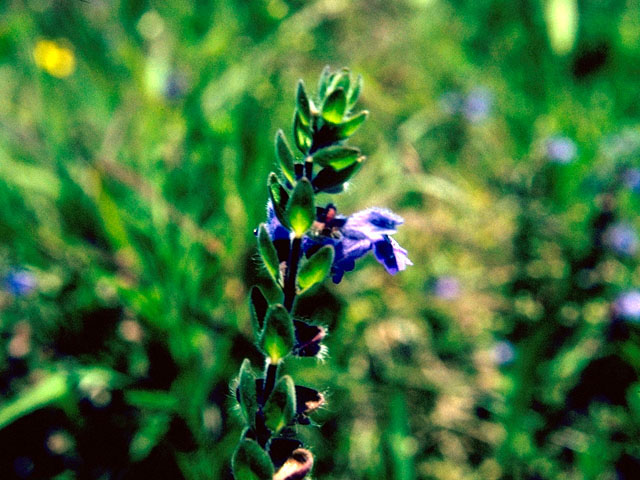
[273, 448, 314, 480]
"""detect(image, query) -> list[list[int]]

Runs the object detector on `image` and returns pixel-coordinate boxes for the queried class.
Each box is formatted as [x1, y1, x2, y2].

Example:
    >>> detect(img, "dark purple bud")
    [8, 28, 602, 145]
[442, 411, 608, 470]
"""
[268, 438, 302, 469]
[293, 320, 326, 357]
[294, 385, 325, 415]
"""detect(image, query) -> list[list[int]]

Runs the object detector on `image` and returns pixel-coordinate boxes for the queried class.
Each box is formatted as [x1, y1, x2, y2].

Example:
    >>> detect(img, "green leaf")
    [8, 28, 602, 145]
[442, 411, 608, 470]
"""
[334, 110, 369, 139]
[232, 439, 274, 480]
[296, 80, 312, 126]
[312, 157, 364, 193]
[237, 359, 258, 427]
[257, 224, 281, 284]
[130, 413, 170, 462]
[0, 372, 69, 430]
[268, 173, 290, 229]
[263, 375, 296, 434]
[322, 88, 347, 124]
[286, 178, 315, 238]
[275, 130, 296, 185]
[347, 74, 363, 108]
[317, 65, 331, 101]
[249, 286, 269, 334]
[293, 112, 312, 154]
[125, 390, 179, 412]
[312, 145, 361, 170]
[298, 246, 334, 292]
[260, 304, 294, 362]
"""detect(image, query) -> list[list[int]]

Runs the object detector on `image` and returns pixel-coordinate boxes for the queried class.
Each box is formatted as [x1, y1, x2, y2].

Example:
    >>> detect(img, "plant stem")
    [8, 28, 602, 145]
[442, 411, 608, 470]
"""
[284, 237, 302, 311]
[262, 362, 279, 403]
[304, 157, 313, 179]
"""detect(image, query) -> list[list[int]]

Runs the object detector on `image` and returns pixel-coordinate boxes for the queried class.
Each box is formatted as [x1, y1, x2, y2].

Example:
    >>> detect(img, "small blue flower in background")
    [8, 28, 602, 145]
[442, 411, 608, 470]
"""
[433, 276, 460, 300]
[165, 73, 188, 101]
[546, 136, 577, 164]
[623, 168, 640, 193]
[463, 88, 492, 123]
[491, 340, 515, 366]
[603, 223, 638, 256]
[439, 88, 492, 123]
[267, 202, 412, 283]
[6, 270, 37, 296]
[614, 291, 640, 322]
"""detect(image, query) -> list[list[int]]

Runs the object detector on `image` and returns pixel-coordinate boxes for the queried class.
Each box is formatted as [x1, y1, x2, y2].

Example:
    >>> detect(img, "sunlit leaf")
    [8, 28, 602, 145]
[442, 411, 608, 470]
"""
[298, 246, 334, 292]
[263, 375, 296, 434]
[259, 304, 294, 363]
[275, 130, 296, 185]
[322, 88, 347, 124]
[257, 224, 280, 284]
[286, 178, 315, 238]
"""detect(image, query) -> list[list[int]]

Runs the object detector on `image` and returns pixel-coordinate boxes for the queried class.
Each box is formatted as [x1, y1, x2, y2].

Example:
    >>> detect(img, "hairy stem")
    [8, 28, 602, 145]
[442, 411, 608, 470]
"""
[284, 237, 302, 311]
[262, 362, 279, 404]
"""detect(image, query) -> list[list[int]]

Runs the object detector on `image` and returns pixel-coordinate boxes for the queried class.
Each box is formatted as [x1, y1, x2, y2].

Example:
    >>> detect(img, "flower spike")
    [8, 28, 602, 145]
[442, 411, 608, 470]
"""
[232, 68, 410, 480]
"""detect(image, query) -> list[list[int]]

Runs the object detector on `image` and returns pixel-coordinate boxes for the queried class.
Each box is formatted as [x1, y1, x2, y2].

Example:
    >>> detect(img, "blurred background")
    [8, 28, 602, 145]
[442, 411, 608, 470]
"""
[1, 0, 640, 478]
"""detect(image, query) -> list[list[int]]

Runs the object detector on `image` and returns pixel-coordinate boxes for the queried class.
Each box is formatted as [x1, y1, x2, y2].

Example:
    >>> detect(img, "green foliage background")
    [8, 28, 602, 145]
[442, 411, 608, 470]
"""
[1, 0, 640, 479]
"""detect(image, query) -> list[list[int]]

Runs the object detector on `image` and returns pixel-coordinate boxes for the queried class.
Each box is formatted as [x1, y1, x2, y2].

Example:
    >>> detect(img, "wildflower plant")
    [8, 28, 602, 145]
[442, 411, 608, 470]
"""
[231, 68, 410, 480]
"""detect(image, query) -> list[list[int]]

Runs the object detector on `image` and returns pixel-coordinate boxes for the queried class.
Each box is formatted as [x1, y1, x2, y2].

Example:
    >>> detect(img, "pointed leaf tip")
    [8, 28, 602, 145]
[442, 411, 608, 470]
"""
[317, 65, 331, 100]
[275, 130, 296, 185]
[257, 224, 281, 284]
[312, 156, 364, 193]
[347, 74, 363, 108]
[296, 81, 312, 126]
[293, 113, 312, 154]
[249, 286, 269, 334]
[336, 110, 368, 139]
[268, 173, 290, 229]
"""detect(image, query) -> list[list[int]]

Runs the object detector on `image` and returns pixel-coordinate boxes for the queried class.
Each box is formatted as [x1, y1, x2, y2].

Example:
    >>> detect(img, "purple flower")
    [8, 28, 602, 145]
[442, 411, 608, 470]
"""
[5, 270, 36, 296]
[614, 291, 640, 322]
[324, 207, 412, 282]
[603, 223, 638, 256]
[546, 136, 577, 164]
[267, 202, 412, 283]
[440, 88, 493, 122]
[463, 88, 492, 123]
[433, 276, 460, 300]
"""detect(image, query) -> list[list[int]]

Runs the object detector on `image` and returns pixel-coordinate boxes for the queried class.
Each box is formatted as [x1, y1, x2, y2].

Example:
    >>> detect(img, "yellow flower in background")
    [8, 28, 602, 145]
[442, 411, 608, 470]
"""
[33, 40, 76, 78]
